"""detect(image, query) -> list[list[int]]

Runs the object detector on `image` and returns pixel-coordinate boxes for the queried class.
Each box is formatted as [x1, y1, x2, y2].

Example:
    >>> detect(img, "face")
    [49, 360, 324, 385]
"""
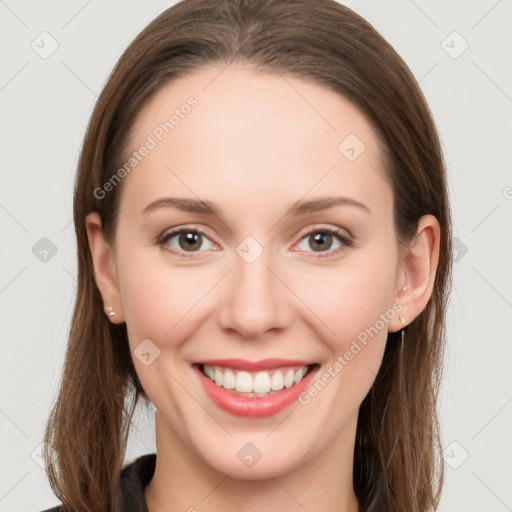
[102, 64, 408, 479]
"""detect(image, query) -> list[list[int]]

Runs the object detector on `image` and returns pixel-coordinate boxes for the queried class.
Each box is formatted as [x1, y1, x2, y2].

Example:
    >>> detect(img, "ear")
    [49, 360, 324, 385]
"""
[85, 212, 125, 323]
[389, 214, 441, 332]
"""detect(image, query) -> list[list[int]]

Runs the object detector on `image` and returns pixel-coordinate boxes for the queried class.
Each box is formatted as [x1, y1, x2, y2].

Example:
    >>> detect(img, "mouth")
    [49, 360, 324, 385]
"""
[197, 363, 317, 396]
[192, 360, 320, 417]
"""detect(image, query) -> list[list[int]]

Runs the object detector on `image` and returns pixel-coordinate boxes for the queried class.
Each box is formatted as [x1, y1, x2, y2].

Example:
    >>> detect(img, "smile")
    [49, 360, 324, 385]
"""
[201, 364, 311, 396]
[193, 359, 319, 417]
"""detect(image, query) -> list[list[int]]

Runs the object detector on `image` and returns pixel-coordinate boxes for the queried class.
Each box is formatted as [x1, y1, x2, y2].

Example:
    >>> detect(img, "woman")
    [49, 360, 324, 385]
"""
[41, 0, 452, 510]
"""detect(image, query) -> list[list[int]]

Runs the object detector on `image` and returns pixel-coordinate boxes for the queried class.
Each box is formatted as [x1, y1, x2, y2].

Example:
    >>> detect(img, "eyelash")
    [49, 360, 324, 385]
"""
[157, 225, 354, 259]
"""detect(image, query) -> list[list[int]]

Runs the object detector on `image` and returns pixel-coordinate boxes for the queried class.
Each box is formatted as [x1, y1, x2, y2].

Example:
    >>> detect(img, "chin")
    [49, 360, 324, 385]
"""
[187, 428, 312, 481]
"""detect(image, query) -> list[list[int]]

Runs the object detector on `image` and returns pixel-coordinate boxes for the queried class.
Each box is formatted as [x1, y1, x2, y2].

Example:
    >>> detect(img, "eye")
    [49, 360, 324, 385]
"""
[158, 227, 218, 256]
[295, 227, 353, 257]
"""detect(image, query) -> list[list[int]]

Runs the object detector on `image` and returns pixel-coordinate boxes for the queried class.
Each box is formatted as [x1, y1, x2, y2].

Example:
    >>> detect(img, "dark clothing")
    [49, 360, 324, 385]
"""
[39, 453, 156, 512]
[119, 453, 155, 512]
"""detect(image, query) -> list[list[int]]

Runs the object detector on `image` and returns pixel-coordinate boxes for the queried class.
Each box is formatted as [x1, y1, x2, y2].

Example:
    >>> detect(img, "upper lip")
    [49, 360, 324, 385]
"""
[195, 358, 316, 372]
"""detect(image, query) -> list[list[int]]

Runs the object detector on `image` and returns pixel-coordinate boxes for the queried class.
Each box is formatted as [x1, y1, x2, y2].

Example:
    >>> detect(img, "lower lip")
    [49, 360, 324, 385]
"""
[194, 365, 318, 418]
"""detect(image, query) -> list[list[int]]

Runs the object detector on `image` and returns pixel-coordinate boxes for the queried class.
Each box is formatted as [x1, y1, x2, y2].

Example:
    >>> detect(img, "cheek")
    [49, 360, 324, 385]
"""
[116, 248, 214, 348]
[115, 252, 216, 418]
[292, 248, 399, 414]
[292, 255, 398, 424]
[295, 252, 398, 347]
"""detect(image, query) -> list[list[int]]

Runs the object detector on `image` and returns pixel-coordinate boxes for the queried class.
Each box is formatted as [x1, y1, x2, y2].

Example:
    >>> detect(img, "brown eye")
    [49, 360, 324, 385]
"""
[160, 229, 216, 255]
[308, 232, 333, 252]
[178, 231, 203, 251]
[295, 228, 353, 256]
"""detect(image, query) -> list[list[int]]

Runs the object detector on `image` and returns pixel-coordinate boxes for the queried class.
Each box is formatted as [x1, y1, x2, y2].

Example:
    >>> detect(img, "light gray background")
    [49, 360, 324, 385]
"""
[1, 1, 511, 510]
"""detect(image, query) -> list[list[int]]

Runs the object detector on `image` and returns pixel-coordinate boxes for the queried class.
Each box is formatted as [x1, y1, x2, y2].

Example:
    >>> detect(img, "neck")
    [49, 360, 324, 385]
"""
[144, 413, 360, 512]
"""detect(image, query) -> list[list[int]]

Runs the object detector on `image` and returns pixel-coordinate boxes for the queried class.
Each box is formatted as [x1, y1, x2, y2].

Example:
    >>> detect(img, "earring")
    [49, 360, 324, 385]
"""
[399, 314, 406, 350]
[104, 306, 115, 317]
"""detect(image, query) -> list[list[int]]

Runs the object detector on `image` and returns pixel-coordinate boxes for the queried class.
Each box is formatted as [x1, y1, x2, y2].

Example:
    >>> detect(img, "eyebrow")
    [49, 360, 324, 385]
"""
[286, 196, 371, 215]
[141, 196, 371, 217]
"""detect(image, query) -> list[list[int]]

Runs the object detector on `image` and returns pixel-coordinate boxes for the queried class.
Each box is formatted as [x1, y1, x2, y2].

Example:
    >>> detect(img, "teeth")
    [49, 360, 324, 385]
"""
[223, 369, 235, 390]
[294, 366, 308, 383]
[271, 371, 284, 391]
[214, 368, 223, 387]
[203, 364, 311, 394]
[284, 368, 295, 388]
[253, 371, 271, 393]
[204, 365, 214, 380]
[236, 371, 253, 392]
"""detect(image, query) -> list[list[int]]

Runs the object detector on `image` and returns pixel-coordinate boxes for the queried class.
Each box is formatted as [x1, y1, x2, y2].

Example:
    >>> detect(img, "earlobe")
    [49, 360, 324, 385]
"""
[390, 214, 441, 332]
[85, 212, 125, 323]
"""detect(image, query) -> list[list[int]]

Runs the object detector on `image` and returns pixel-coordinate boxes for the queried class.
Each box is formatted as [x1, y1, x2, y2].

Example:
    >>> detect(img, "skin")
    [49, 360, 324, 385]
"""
[86, 63, 440, 512]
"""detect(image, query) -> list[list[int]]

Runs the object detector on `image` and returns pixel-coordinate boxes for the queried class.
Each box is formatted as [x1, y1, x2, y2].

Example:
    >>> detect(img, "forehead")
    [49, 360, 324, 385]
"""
[119, 63, 391, 220]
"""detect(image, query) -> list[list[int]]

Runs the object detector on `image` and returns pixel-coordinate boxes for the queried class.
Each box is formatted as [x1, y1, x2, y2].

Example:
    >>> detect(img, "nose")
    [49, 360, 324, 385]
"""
[216, 249, 292, 339]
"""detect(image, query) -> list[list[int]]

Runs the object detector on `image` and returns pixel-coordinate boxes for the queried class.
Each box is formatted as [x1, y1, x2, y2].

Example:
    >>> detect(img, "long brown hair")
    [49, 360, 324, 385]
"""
[43, 1, 452, 510]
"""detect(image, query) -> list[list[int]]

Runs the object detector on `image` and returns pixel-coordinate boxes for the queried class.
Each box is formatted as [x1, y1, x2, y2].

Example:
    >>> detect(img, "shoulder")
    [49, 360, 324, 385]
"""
[120, 452, 157, 511]
[36, 453, 157, 512]
[120, 452, 157, 490]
